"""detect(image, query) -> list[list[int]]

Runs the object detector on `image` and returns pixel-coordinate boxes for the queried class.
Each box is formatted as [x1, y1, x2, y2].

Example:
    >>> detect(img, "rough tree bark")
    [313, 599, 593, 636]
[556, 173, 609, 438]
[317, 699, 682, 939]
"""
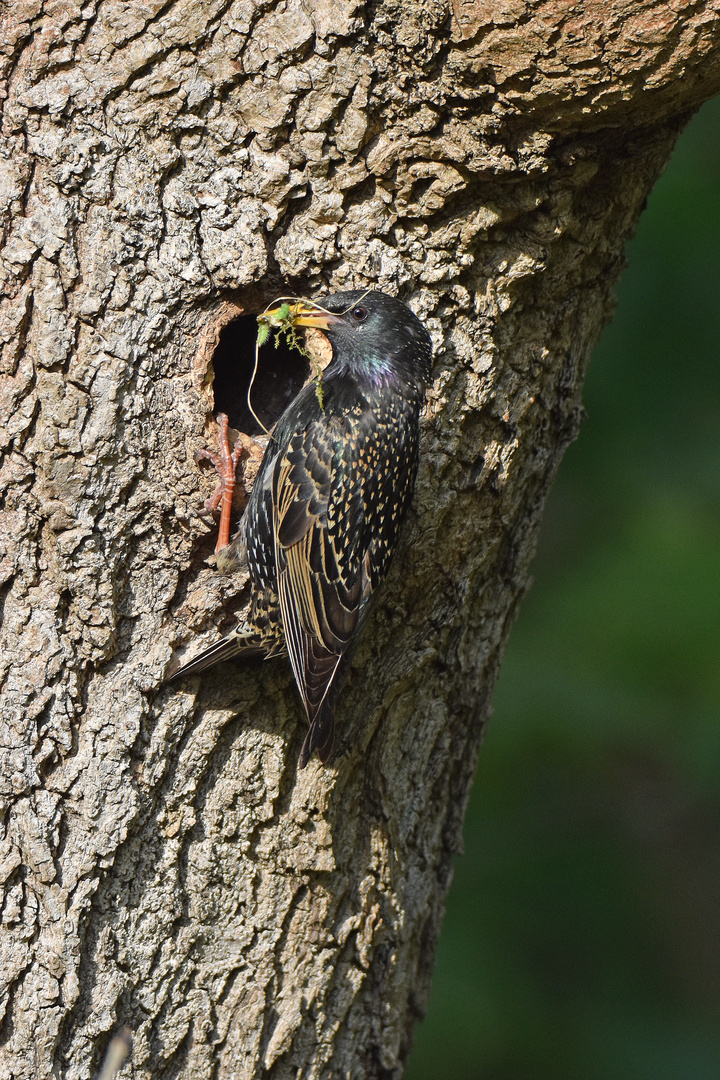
[1, 1, 719, 1077]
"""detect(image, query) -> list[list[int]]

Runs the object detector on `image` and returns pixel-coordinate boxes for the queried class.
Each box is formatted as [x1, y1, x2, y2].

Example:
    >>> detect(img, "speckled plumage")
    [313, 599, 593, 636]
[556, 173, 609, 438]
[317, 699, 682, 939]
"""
[173, 289, 432, 767]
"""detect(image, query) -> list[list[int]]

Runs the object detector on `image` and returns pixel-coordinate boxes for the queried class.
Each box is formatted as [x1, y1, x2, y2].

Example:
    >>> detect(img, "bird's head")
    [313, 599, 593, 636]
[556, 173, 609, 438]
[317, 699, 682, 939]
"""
[262, 289, 433, 391]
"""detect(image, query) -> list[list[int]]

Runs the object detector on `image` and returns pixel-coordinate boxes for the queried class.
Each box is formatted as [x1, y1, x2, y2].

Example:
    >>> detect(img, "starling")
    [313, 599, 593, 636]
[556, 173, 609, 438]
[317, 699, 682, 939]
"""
[172, 289, 433, 767]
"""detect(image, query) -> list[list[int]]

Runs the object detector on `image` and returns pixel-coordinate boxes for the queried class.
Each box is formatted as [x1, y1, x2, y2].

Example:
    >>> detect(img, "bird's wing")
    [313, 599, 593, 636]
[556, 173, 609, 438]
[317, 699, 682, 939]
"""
[272, 417, 371, 736]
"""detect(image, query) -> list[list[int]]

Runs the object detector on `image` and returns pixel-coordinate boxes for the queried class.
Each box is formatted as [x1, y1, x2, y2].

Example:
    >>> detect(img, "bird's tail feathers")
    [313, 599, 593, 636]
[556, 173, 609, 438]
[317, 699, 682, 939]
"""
[168, 629, 268, 680]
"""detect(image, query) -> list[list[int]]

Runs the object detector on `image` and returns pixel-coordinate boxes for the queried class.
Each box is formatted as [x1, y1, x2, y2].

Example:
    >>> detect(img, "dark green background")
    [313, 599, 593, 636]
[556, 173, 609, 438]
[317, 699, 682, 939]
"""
[407, 98, 720, 1080]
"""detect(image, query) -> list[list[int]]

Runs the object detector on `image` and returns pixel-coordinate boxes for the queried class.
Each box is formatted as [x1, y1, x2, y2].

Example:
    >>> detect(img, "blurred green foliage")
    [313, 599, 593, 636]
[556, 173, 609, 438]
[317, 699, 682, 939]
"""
[407, 98, 720, 1079]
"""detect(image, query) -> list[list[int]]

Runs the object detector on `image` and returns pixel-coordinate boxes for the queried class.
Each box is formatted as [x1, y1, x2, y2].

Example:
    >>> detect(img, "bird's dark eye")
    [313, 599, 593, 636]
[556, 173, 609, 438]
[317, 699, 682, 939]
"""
[352, 306, 368, 322]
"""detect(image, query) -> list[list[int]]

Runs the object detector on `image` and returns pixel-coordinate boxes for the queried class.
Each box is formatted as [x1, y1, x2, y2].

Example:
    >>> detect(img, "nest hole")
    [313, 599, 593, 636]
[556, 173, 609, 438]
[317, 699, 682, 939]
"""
[211, 314, 311, 435]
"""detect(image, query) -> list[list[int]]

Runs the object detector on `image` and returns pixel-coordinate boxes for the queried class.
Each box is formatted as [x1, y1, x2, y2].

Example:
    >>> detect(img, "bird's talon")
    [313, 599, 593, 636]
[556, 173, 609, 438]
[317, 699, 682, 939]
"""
[202, 493, 223, 516]
[194, 413, 247, 553]
[195, 447, 222, 469]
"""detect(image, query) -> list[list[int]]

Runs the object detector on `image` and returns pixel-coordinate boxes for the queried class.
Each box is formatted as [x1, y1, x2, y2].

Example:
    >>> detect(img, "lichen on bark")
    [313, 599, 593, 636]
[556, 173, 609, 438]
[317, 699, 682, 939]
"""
[1, 1, 719, 1077]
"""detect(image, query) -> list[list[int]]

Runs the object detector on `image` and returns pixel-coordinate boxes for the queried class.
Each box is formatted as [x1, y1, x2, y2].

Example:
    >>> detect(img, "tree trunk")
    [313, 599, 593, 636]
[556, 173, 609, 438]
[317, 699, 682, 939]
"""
[1, 2, 719, 1076]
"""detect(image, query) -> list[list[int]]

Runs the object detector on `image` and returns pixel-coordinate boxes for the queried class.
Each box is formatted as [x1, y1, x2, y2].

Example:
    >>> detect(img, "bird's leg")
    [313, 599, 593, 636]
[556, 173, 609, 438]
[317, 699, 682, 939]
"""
[195, 413, 248, 553]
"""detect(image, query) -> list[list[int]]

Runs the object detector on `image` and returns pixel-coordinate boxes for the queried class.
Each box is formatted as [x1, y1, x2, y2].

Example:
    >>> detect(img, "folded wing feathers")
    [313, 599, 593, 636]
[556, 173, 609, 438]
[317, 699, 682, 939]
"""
[272, 422, 371, 733]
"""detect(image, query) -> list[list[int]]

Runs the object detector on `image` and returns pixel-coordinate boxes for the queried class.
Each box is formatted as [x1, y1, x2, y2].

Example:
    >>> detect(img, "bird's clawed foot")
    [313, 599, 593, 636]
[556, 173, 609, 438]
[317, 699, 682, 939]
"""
[195, 413, 253, 553]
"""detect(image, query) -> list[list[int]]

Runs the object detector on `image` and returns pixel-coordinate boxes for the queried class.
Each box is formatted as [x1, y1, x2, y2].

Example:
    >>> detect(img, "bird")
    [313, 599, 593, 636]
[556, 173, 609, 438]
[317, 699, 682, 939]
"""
[171, 289, 433, 767]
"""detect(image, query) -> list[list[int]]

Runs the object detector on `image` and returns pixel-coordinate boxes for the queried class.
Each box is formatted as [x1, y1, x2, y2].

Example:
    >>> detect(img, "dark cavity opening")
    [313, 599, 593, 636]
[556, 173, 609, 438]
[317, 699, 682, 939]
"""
[409, 176, 435, 202]
[211, 314, 311, 436]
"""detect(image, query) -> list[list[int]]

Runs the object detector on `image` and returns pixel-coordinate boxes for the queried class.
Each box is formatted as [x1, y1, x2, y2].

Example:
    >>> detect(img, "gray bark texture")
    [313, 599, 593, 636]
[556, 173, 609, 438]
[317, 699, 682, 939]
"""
[1, 1, 719, 1077]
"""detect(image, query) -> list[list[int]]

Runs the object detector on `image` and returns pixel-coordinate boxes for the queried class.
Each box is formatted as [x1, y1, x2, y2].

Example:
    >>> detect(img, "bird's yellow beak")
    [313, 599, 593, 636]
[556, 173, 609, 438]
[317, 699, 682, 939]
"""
[262, 301, 342, 329]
